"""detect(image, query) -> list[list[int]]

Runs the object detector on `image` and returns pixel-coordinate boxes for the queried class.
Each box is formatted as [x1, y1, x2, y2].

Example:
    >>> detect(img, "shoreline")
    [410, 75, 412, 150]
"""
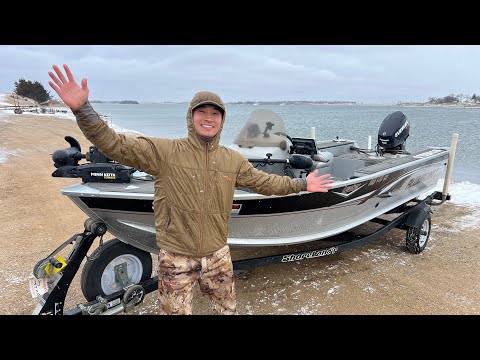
[141, 102, 480, 108]
[1, 113, 480, 315]
[3, 93, 480, 109]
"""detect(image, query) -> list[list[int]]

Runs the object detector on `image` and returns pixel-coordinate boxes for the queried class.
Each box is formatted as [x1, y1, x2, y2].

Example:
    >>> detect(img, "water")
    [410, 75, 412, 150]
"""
[92, 103, 480, 184]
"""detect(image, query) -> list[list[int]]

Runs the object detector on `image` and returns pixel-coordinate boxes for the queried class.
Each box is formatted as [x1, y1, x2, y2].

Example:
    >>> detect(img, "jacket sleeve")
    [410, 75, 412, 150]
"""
[72, 101, 167, 176]
[235, 155, 307, 195]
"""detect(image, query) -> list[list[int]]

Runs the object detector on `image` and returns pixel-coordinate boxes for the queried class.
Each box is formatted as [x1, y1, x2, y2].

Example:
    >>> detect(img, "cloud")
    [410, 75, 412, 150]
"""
[1, 45, 479, 103]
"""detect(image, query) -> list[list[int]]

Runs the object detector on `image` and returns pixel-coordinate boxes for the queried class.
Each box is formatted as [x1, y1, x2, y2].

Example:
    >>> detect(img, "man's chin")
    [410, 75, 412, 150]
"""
[199, 131, 217, 138]
[196, 132, 217, 142]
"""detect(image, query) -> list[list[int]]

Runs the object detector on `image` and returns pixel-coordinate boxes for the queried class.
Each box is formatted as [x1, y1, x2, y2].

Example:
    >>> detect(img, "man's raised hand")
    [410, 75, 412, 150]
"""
[48, 64, 89, 111]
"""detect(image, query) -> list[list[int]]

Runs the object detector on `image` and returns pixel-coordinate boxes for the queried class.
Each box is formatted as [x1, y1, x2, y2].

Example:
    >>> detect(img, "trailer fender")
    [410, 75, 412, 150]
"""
[404, 202, 432, 228]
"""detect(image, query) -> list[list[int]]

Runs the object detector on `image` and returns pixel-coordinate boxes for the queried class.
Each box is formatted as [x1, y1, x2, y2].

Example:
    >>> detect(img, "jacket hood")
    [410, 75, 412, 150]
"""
[186, 91, 226, 149]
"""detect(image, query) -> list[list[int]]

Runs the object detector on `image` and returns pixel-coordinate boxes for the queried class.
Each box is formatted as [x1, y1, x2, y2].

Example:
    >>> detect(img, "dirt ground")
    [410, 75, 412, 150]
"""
[1, 112, 479, 315]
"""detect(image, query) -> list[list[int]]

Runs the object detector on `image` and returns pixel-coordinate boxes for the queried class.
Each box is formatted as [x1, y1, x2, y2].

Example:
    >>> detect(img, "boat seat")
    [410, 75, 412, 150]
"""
[312, 151, 333, 169]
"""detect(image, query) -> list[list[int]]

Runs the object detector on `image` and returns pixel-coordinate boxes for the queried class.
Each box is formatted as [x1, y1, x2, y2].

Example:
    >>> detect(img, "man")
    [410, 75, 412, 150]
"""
[48, 64, 334, 315]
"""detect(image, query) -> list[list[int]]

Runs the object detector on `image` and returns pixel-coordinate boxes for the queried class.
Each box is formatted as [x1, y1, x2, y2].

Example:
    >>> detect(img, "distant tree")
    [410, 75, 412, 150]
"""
[13, 78, 52, 103]
[457, 93, 469, 103]
[442, 94, 459, 104]
[472, 94, 478, 103]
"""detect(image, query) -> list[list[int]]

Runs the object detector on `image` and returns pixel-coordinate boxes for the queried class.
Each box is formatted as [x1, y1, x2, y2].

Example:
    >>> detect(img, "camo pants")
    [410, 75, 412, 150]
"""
[157, 245, 237, 315]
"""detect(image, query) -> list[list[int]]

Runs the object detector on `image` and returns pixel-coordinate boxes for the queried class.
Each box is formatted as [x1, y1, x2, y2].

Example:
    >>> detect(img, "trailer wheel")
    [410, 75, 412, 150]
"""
[405, 213, 431, 254]
[81, 238, 153, 301]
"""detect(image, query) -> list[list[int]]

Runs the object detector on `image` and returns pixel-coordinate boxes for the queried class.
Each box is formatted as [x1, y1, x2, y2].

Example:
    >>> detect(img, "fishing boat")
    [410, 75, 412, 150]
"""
[53, 109, 450, 251]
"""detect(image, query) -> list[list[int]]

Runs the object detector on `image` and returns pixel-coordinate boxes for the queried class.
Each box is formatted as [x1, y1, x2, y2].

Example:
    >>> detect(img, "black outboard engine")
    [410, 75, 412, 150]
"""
[377, 111, 410, 155]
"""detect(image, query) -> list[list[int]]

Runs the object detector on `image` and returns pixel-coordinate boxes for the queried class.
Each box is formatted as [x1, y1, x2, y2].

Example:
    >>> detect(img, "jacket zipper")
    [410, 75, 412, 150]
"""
[197, 142, 208, 256]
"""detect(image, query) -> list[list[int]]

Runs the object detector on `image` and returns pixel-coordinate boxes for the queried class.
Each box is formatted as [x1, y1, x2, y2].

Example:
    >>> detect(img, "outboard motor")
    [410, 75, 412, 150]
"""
[52, 136, 85, 167]
[377, 111, 410, 155]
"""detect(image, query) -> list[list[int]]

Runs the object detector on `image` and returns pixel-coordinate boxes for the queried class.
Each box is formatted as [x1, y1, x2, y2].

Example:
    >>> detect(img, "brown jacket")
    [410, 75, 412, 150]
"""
[73, 91, 306, 257]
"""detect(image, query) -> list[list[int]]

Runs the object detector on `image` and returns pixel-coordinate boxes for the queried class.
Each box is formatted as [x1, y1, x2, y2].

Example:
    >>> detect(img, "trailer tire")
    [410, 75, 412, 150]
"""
[405, 213, 431, 254]
[81, 238, 152, 301]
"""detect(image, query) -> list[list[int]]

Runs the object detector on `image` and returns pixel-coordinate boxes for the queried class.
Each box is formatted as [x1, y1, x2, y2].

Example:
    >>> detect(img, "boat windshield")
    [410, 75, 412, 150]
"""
[233, 109, 288, 149]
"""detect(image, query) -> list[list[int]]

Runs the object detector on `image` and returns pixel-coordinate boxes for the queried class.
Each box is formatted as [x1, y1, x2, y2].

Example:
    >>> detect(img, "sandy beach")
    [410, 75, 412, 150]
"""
[1, 111, 480, 315]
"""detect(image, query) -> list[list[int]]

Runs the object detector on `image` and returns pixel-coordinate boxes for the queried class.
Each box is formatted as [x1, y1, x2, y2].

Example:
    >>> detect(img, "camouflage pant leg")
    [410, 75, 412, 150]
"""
[157, 248, 201, 315]
[198, 245, 237, 315]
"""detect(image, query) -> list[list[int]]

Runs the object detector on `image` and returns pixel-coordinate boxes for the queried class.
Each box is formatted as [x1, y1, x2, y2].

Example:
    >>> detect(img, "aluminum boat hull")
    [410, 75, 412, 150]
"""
[62, 146, 449, 254]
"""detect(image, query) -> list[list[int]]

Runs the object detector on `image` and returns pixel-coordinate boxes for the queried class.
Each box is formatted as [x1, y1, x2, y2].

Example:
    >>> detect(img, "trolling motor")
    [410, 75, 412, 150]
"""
[377, 111, 410, 155]
[51, 136, 135, 183]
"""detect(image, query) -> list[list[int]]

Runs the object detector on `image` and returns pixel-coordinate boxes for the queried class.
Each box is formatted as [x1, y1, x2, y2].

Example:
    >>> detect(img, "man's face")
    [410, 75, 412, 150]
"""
[192, 104, 223, 138]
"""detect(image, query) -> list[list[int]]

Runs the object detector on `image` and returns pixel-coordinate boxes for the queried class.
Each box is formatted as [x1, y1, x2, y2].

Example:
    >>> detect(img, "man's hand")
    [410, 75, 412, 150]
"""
[48, 64, 89, 111]
[306, 170, 334, 192]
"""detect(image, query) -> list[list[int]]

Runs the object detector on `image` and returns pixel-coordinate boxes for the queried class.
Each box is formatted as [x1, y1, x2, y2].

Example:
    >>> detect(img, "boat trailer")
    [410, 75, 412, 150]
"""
[31, 191, 449, 315]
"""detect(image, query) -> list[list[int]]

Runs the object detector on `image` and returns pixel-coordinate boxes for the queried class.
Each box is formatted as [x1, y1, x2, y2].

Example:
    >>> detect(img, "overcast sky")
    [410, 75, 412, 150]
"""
[1, 45, 479, 103]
